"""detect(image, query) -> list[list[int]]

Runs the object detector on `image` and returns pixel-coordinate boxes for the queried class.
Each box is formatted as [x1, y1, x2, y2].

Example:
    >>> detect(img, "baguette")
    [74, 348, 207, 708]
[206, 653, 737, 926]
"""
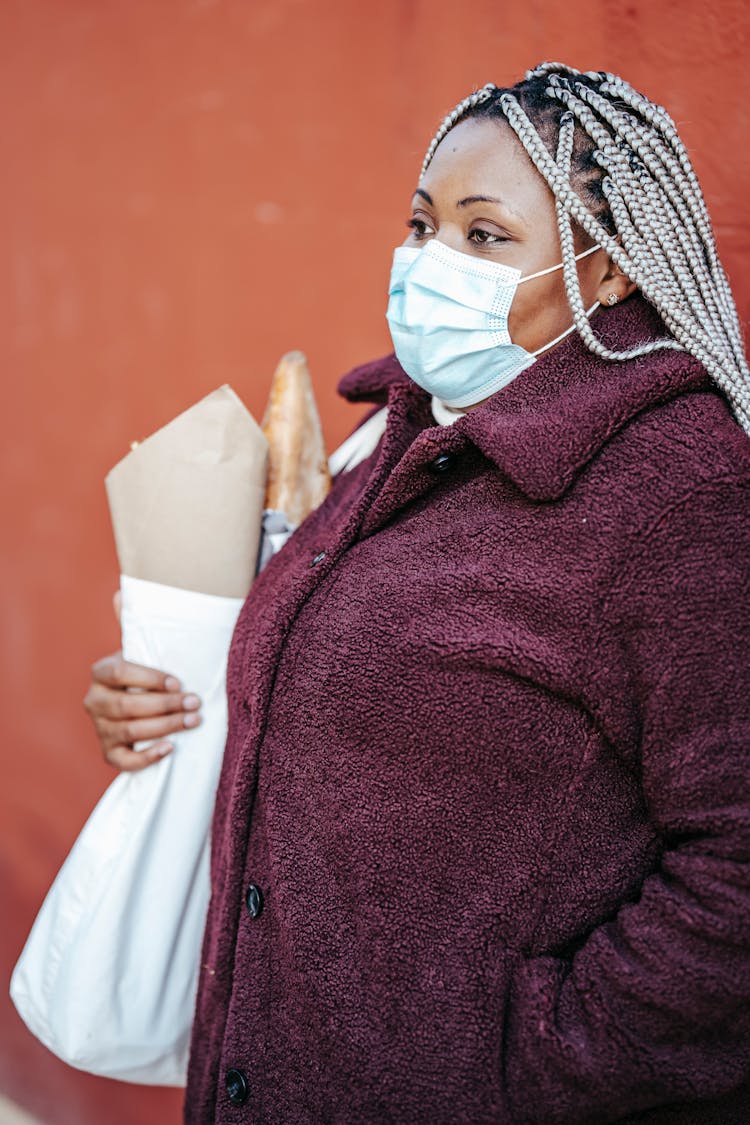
[261, 351, 331, 526]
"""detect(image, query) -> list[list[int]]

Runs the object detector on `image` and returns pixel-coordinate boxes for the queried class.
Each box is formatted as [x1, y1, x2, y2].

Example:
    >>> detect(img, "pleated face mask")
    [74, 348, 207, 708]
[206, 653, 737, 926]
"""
[386, 238, 599, 409]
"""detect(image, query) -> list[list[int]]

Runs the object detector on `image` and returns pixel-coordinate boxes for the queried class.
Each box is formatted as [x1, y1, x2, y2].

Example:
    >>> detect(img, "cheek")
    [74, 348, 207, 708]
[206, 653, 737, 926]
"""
[507, 279, 573, 352]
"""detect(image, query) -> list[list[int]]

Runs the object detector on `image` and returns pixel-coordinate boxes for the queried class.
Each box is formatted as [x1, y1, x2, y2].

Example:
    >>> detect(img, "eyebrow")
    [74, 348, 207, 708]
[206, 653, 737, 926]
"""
[457, 194, 503, 207]
[413, 187, 520, 215]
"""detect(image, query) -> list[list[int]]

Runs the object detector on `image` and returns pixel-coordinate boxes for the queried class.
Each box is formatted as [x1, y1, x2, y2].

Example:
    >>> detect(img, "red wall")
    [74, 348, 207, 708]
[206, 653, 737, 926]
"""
[1, 2, 748, 1122]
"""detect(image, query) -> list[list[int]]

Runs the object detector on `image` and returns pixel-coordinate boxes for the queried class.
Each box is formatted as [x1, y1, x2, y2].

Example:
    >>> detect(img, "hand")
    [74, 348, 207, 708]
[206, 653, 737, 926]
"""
[83, 652, 202, 771]
[83, 594, 202, 771]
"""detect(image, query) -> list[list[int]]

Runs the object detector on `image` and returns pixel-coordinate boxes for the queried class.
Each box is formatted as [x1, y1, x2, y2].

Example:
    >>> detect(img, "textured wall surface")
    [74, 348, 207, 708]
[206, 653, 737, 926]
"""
[1, 2, 748, 1122]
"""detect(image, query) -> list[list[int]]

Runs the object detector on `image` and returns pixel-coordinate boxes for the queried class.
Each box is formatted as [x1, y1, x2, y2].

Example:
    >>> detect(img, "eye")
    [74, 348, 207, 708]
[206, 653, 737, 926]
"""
[469, 227, 505, 246]
[406, 217, 436, 241]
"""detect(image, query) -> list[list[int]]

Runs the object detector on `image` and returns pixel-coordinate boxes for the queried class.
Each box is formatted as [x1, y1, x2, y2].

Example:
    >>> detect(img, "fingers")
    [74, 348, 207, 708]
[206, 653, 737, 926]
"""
[96, 709, 201, 747]
[112, 590, 122, 625]
[103, 740, 177, 774]
[90, 651, 182, 693]
[86, 705, 203, 772]
[84, 650, 203, 772]
[84, 680, 199, 722]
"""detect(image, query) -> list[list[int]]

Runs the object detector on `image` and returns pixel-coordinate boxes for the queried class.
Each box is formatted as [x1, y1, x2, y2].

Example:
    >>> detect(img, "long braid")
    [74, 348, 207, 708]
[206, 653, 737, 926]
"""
[554, 113, 602, 350]
[570, 79, 746, 363]
[546, 80, 740, 362]
[419, 64, 750, 434]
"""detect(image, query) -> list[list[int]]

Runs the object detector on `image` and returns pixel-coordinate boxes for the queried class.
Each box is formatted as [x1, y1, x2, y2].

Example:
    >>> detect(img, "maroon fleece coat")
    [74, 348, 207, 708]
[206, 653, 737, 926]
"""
[186, 297, 750, 1124]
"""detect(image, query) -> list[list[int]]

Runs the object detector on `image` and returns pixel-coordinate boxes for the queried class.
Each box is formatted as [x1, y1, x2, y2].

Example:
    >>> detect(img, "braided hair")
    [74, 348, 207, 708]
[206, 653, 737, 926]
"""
[420, 64, 750, 434]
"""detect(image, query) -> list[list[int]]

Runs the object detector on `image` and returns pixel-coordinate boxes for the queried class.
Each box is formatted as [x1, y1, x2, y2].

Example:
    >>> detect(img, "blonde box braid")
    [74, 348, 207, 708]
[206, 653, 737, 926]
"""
[420, 64, 750, 434]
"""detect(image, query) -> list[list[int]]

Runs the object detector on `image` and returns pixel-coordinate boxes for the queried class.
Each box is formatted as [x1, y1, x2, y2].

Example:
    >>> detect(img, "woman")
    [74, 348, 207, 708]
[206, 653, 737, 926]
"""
[84, 64, 750, 1123]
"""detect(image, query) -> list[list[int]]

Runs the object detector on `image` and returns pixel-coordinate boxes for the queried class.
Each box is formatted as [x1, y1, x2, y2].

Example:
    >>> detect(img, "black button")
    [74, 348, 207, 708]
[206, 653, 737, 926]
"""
[311, 551, 327, 567]
[428, 453, 455, 474]
[225, 1067, 249, 1106]
[245, 882, 264, 919]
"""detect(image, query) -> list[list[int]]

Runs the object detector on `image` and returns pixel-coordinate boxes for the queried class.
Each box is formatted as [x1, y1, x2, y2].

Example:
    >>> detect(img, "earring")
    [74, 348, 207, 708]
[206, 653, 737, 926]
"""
[606, 293, 619, 306]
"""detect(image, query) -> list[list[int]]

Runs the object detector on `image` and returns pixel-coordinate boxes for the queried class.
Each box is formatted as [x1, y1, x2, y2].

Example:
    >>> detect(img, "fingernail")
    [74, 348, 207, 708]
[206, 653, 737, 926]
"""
[165, 676, 181, 691]
[183, 713, 201, 729]
[155, 742, 174, 757]
[183, 693, 201, 710]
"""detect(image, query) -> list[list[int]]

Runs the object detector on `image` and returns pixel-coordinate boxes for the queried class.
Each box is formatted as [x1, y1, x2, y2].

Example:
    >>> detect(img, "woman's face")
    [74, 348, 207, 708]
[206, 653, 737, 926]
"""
[404, 117, 617, 355]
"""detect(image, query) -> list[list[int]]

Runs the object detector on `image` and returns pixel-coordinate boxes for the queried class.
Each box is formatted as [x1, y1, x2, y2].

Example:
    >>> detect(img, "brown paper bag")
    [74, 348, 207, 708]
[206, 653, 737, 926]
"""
[105, 385, 268, 599]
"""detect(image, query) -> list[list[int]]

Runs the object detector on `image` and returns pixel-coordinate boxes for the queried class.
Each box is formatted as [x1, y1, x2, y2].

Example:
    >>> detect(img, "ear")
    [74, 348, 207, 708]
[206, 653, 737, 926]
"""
[595, 258, 637, 308]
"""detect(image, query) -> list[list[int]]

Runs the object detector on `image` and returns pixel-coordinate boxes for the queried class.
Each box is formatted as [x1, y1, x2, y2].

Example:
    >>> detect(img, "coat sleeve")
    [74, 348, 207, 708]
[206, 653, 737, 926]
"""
[503, 474, 750, 1124]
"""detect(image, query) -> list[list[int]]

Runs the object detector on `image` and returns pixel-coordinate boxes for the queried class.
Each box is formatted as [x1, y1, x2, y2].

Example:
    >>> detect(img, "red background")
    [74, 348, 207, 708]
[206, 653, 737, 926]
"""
[1, 2, 748, 1122]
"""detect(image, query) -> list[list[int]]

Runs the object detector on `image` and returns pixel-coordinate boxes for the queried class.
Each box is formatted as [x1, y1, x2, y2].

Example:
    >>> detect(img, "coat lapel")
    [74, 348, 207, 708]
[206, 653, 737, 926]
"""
[339, 297, 712, 524]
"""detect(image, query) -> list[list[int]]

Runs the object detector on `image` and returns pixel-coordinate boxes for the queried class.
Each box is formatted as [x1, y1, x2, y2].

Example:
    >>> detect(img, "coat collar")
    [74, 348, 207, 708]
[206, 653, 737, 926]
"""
[337, 297, 712, 501]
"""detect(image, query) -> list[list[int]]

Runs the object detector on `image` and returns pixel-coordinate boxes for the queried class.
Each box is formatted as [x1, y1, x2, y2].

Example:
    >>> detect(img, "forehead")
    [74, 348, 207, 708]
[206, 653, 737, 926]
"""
[420, 117, 554, 216]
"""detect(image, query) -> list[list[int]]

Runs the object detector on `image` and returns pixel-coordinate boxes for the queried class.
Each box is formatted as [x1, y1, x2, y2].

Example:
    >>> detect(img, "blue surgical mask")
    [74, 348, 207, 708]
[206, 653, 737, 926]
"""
[386, 239, 600, 409]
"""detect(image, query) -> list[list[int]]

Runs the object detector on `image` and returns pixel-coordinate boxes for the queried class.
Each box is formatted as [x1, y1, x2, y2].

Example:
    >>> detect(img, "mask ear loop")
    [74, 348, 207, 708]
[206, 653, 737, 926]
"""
[512, 111, 601, 361]
[552, 110, 612, 350]
[522, 112, 603, 360]
[517, 242, 600, 285]
[531, 298, 601, 358]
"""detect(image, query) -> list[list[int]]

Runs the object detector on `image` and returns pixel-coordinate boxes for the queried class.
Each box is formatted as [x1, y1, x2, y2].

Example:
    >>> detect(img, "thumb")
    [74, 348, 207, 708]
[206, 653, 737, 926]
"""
[112, 589, 122, 625]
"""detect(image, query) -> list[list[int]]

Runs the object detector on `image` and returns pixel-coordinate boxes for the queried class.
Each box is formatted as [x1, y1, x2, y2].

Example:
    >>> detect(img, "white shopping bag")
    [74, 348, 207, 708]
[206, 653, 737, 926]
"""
[10, 575, 243, 1086]
[9, 367, 380, 1087]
